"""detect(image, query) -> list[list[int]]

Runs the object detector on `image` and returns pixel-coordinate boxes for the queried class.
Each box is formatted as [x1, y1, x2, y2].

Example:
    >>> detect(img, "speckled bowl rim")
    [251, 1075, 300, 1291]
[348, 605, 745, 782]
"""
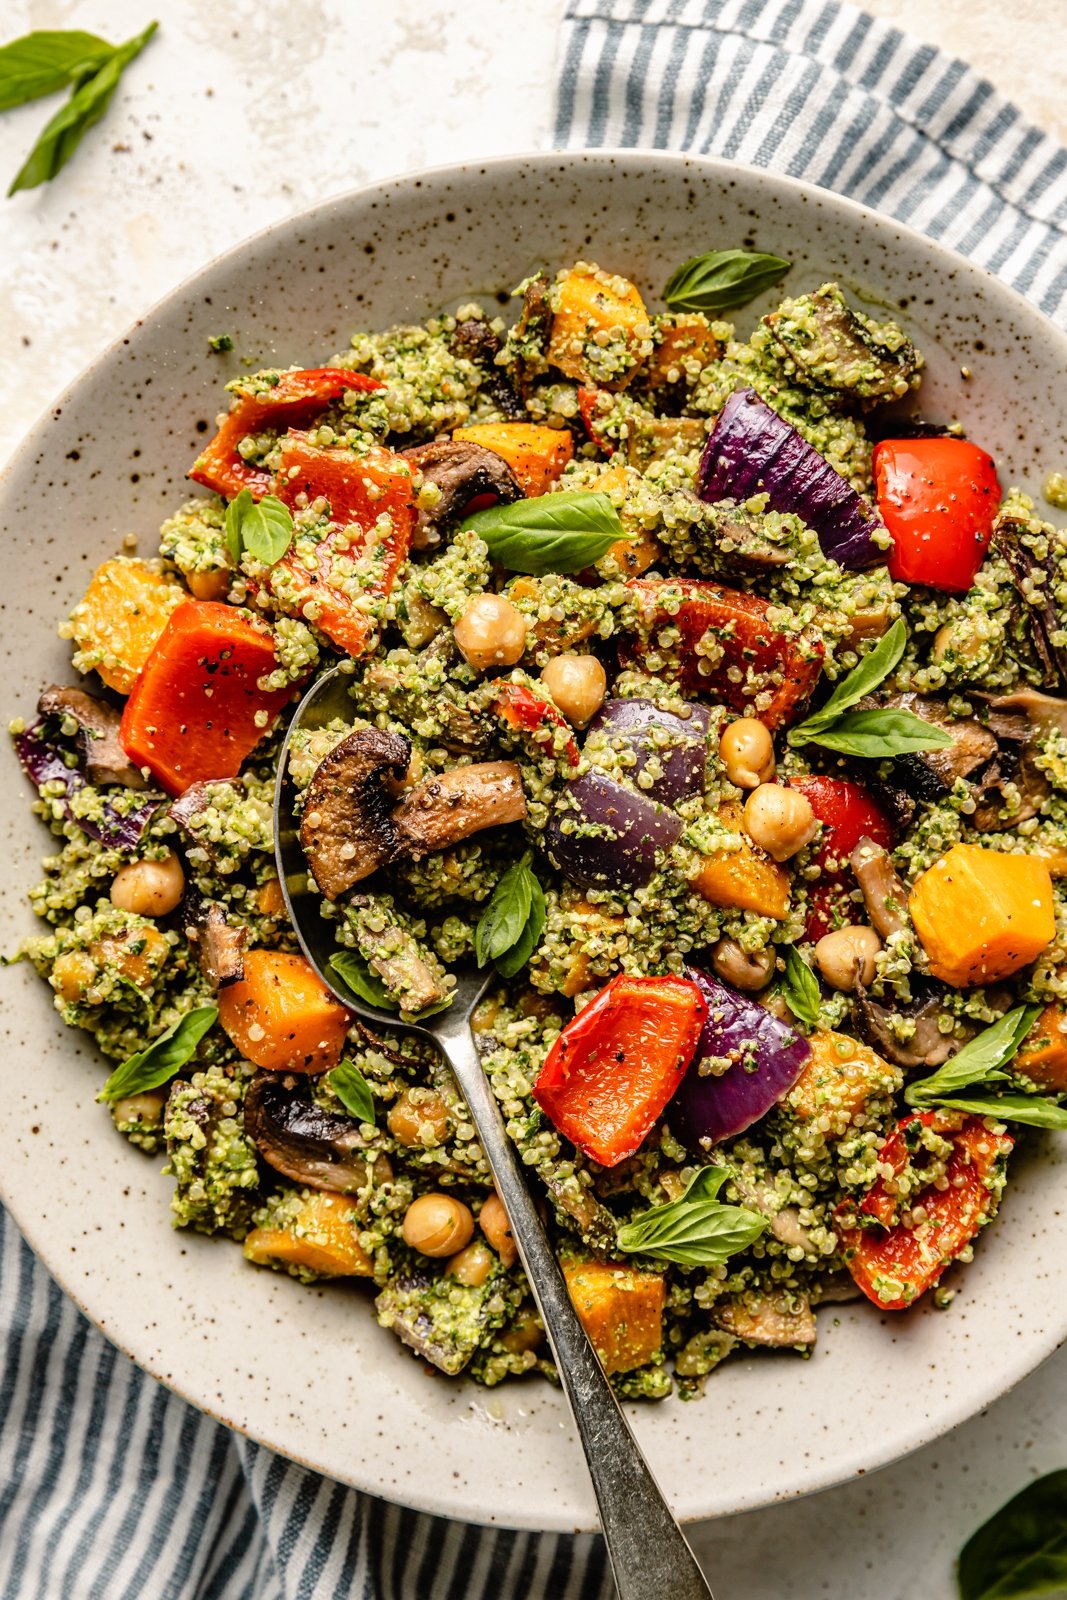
[3, 148, 1067, 1533]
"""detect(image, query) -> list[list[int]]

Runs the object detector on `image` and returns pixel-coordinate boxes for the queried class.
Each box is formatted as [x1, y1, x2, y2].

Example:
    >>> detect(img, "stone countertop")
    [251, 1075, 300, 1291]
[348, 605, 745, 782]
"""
[2, 3, 1066, 1597]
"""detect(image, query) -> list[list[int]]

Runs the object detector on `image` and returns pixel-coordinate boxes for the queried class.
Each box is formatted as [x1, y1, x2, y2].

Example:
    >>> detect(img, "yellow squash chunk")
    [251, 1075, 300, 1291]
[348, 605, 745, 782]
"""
[507, 576, 599, 653]
[643, 314, 724, 388]
[562, 1261, 665, 1375]
[689, 803, 790, 920]
[589, 463, 662, 578]
[909, 843, 1055, 987]
[452, 423, 573, 497]
[788, 1030, 900, 1134]
[67, 558, 185, 694]
[244, 1193, 372, 1277]
[546, 263, 651, 390]
[1015, 1004, 1067, 1091]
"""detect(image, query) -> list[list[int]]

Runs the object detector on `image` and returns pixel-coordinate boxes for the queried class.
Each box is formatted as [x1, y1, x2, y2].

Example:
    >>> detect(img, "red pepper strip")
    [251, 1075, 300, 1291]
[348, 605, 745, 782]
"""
[264, 434, 417, 658]
[492, 682, 580, 767]
[189, 368, 384, 500]
[119, 600, 296, 797]
[788, 775, 894, 941]
[874, 437, 1001, 594]
[835, 1112, 1013, 1310]
[577, 386, 615, 456]
[533, 974, 707, 1167]
[621, 578, 824, 729]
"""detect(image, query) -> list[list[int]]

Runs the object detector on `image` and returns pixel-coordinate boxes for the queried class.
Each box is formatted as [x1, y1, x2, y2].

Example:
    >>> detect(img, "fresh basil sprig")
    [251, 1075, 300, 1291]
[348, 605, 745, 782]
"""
[780, 946, 820, 1030]
[224, 489, 295, 567]
[5, 23, 158, 197]
[327, 951, 395, 1011]
[328, 1059, 377, 1126]
[958, 1468, 1067, 1600]
[663, 249, 791, 314]
[461, 491, 632, 575]
[923, 1092, 1067, 1130]
[616, 1166, 767, 1266]
[905, 1005, 1042, 1107]
[788, 618, 952, 759]
[99, 1004, 217, 1102]
[475, 853, 546, 978]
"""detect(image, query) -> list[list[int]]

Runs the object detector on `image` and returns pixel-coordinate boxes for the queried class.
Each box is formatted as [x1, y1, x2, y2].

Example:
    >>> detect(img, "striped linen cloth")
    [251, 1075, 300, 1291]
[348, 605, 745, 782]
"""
[4, 2, 1067, 1595]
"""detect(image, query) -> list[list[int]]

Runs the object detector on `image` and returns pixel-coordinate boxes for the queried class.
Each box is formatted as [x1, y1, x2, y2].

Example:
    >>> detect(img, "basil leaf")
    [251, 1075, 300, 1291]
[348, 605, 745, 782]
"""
[328, 1059, 376, 1126]
[99, 1004, 217, 1102]
[461, 491, 631, 575]
[788, 619, 907, 745]
[906, 1006, 1042, 1106]
[663, 250, 791, 314]
[475, 853, 546, 977]
[781, 946, 820, 1030]
[616, 1166, 767, 1266]
[0, 30, 111, 111]
[225, 489, 294, 567]
[958, 1469, 1067, 1600]
[327, 951, 396, 1011]
[8, 22, 158, 196]
[795, 706, 953, 758]
[927, 1092, 1067, 1130]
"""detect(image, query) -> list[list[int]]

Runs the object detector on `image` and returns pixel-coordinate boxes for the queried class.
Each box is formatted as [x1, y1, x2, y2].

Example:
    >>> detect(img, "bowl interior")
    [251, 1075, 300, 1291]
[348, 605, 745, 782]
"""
[2, 151, 1066, 1531]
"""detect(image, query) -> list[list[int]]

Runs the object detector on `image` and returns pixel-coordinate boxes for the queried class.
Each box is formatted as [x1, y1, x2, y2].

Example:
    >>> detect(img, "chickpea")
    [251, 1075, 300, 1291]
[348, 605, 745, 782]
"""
[710, 938, 775, 992]
[112, 1090, 167, 1127]
[932, 620, 985, 666]
[445, 1241, 495, 1287]
[387, 1087, 451, 1148]
[109, 851, 186, 918]
[453, 594, 528, 671]
[718, 717, 775, 789]
[402, 1193, 474, 1258]
[814, 924, 882, 991]
[479, 1192, 517, 1268]
[185, 567, 231, 602]
[51, 950, 97, 1004]
[743, 783, 817, 862]
[539, 653, 607, 728]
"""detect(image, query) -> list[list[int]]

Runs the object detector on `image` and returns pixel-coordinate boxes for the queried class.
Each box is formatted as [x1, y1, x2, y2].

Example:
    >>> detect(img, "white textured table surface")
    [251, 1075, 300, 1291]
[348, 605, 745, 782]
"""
[3, 3, 1066, 1597]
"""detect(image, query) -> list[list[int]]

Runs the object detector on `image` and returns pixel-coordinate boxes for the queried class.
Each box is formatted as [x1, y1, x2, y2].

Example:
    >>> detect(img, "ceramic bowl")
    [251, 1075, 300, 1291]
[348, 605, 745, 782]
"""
[2, 150, 1066, 1532]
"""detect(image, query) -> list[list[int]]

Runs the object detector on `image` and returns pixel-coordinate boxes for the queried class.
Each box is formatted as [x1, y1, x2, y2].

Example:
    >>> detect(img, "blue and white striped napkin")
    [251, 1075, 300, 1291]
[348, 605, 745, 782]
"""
[5, 2, 1067, 1595]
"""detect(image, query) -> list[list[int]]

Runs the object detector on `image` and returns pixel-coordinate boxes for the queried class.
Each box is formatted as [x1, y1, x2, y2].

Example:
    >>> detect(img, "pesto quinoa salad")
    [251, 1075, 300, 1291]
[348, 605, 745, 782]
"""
[12, 250, 1067, 1400]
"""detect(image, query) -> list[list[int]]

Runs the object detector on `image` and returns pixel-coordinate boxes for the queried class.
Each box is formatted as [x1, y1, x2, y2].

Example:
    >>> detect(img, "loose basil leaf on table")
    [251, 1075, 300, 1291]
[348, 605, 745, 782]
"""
[461, 491, 632, 575]
[616, 1166, 767, 1266]
[475, 853, 547, 978]
[327, 951, 396, 1011]
[328, 1059, 377, 1126]
[906, 1005, 1043, 1106]
[99, 1004, 218, 1102]
[224, 488, 295, 566]
[957, 1468, 1067, 1600]
[663, 249, 791, 313]
[780, 946, 821, 1030]
[0, 30, 111, 111]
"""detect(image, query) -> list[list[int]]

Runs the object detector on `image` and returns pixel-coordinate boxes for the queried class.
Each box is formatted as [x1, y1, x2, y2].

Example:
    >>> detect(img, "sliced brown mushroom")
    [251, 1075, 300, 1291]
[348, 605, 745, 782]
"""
[763, 284, 921, 405]
[244, 1072, 392, 1193]
[851, 984, 966, 1070]
[38, 685, 146, 789]
[850, 836, 908, 940]
[967, 689, 1067, 830]
[392, 760, 527, 858]
[170, 778, 245, 858]
[992, 509, 1067, 688]
[185, 901, 247, 988]
[450, 319, 526, 420]
[401, 440, 523, 550]
[714, 1291, 816, 1348]
[300, 728, 412, 900]
[349, 893, 450, 1014]
[510, 271, 553, 393]
[886, 694, 996, 801]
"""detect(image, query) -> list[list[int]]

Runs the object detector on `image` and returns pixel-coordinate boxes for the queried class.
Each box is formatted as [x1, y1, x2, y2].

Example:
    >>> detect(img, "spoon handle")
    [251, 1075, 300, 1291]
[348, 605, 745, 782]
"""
[437, 1024, 714, 1600]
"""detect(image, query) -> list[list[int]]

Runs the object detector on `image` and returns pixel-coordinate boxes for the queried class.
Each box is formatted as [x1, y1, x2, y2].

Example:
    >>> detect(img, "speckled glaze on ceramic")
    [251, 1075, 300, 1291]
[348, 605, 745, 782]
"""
[2, 151, 1066, 1534]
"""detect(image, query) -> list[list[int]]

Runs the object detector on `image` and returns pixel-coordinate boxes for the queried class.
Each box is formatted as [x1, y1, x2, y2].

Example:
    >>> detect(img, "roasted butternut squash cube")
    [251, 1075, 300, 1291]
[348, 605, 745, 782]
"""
[546, 263, 651, 391]
[909, 843, 1055, 987]
[689, 803, 790, 920]
[244, 1192, 372, 1277]
[643, 314, 725, 388]
[562, 1261, 665, 1375]
[452, 422, 573, 497]
[588, 463, 663, 578]
[1015, 1004, 1067, 1091]
[788, 1030, 901, 1134]
[218, 949, 350, 1072]
[67, 558, 185, 694]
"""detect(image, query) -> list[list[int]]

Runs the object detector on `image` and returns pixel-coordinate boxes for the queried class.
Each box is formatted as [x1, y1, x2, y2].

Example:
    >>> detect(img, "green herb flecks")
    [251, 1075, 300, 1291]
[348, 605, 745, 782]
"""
[958, 1469, 1067, 1600]
[475, 853, 546, 978]
[224, 488, 295, 567]
[663, 249, 791, 313]
[788, 618, 952, 759]
[616, 1167, 767, 1267]
[780, 946, 820, 1030]
[99, 1004, 217, 1102]
[461, 491, 631, 575]
[328, 1059, 377, 1126]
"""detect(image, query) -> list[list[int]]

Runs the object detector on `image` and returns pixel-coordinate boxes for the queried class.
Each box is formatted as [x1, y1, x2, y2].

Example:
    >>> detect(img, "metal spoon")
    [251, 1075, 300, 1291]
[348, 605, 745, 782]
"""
[273, 665, 713, 1600]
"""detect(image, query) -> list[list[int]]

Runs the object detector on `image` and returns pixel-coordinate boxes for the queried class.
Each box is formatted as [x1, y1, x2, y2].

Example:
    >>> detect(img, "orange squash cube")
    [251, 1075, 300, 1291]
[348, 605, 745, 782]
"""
[562, 1261, 665, 1374]
[218, 950, 350, 1072]
[643, 314, 725, 388]
[67, 558, 185, 694]
[452, 422, 574, 496]
[1015, 1004, 1067, 1091]
[689, 803, 790, 920]
[909, 843, 1055, 987]
[244, 1192, 372, 1277]
[788, 1030, 900, 1133]
[546, 264, 651, 391]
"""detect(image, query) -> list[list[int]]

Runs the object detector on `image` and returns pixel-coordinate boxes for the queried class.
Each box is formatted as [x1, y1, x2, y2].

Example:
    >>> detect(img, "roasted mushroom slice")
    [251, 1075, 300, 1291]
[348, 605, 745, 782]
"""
[851, 985, 964, 1070]
[450, 319, 526, 420]
[183, 896, 247, 988]
[392, 761, 527, 858]
[967, 689, 1067, 830]
[887, 694, 996, 801]
[244, 1073, 391, 1194]
[300, 728, 411, 900]
[38, 685, 146, 788]
[509, 271, 553, 393]
[850, 836, 908, 940]
[402, 440, 523, 549]
[170, 778, 245, 858]
[349, 894, 451, 1014]
[992, 509, 1067, 688]
[714, 1291, 816, 1349]
[763, 284, 921, 405]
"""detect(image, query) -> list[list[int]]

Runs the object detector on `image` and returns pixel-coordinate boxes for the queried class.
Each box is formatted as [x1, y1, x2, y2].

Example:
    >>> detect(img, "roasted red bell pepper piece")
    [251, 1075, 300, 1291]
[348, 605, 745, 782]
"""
[835, 1111, 1012, 1309]
[873, 437, 1000, 594]
[492, 682, 580, 767]
[263, 434, 416, 658]
[620, 578, 824, 729]
[533, 974, 707, 1166]
[189, 367, 383, 500]
[577, 386, 615, 455]
[119, 600, 296, 796]
[789, 775, 893, 940]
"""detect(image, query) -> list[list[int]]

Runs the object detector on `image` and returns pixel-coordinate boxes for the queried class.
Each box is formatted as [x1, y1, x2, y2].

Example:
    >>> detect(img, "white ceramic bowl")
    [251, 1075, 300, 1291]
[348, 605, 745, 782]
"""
[3, 151, 1066, 1533]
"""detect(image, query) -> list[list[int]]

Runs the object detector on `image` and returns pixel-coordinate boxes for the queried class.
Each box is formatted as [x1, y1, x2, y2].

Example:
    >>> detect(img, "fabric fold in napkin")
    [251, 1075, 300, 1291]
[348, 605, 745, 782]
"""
[4, 2, 1067, 1596]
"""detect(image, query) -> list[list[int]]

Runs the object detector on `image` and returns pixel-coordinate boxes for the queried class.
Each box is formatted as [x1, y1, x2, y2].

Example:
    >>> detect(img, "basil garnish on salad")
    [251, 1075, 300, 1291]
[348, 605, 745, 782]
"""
[663, 249, 791, 313]
[328, 1060, 377, 1126]
[475, 853, 547, 978]
[905, 1005, 1067, 1127]
[461, 491, 632, 575]
[99, 1004, 217, 1102]
[788, 618, 953, 758]
[780, 946, 821, 1030]
[224, 488, 295, 567]
[616, 1167, 767, 1266]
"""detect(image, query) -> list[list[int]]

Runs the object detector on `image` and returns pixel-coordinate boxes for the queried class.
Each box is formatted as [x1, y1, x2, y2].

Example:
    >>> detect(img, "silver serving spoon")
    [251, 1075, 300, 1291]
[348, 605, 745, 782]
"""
[273, 665, 713, 1600]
